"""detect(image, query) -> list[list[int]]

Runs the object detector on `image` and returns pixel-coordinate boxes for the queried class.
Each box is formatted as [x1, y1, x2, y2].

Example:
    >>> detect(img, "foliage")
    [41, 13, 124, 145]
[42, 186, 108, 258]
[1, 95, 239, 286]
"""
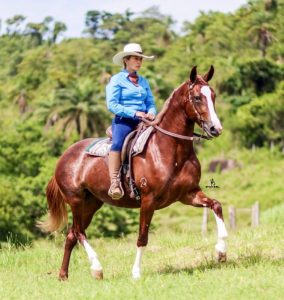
[232, 82, 284, 147]
[221, 59, 283, 96]
[0, 0, 283, 242]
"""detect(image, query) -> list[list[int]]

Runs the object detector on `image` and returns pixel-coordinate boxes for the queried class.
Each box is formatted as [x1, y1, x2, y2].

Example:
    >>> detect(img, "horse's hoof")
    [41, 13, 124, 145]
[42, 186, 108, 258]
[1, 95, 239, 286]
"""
[216, 251, 227, 263]
[58, 273, 68, 281]
[91, 269, 103, 280]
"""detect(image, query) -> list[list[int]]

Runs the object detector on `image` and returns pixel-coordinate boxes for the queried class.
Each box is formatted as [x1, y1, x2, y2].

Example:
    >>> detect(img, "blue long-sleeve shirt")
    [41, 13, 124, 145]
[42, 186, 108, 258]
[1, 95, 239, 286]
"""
[106, 70, 157, 118]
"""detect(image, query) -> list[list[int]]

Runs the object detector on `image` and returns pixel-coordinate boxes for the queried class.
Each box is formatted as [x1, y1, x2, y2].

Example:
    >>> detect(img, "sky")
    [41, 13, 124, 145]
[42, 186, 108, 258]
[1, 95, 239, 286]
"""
[0, 0, 248, 37]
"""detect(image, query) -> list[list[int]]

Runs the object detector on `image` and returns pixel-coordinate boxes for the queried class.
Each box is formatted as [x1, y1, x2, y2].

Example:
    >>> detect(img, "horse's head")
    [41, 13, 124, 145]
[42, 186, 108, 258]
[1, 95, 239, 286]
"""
[184, 66, 222, 138]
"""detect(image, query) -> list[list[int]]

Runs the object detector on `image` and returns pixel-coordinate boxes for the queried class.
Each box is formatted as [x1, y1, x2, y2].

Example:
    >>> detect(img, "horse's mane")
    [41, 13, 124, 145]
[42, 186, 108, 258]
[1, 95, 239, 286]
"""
[151, 81, 187, 125]
[150, 75, 207, 125]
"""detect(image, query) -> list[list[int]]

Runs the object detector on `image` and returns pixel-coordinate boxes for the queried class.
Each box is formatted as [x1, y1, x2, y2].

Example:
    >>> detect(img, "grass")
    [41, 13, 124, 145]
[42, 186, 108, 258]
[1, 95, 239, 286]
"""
[1, 145, 283, 299]
[0, 218, 284, 300]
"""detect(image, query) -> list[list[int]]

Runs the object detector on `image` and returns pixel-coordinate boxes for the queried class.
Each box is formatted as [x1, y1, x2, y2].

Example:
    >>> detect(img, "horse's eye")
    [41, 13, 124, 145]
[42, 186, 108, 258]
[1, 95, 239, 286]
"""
[194, 96, 201, 102]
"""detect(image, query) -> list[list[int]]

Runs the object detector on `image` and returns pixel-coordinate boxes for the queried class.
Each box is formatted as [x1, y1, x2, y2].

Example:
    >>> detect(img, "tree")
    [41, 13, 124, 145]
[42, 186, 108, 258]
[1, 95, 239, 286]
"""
[38, 78, 110, 138]
[233, 81, 284, 148]
[5, 15, 26, 35]
[25, 22, 44, 45]
[84, 10, 101, 38]
[264, 0, 278, 12]
[247, 12, 277, 57]
[51, 21, 67, 44]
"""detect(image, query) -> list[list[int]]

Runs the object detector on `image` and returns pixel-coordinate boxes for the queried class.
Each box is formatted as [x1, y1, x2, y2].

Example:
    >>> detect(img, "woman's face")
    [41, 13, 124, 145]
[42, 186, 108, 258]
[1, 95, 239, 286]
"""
[125, 56, 143, 72]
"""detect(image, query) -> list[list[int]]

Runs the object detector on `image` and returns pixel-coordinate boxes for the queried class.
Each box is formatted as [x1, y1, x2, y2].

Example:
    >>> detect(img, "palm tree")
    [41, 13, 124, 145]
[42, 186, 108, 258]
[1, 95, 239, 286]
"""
[5, 15, 26, 35]
[51, 22, 67, 44]
[264, 0, 278, 12]
[247, 12, 277, 58]
[37, 78, 110, 138]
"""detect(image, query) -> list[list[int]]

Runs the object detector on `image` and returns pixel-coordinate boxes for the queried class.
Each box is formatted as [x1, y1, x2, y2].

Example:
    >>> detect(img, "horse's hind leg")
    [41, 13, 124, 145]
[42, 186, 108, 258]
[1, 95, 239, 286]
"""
[80, 198, 104, 280]
[59, 196, 104, 280]
[59, 227, 77, 280]
[180, 189, 228, 262]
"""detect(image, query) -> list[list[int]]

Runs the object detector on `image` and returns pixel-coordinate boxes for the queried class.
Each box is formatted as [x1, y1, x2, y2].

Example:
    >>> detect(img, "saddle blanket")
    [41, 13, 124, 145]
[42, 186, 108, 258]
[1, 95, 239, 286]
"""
[85, 126, 154, 157]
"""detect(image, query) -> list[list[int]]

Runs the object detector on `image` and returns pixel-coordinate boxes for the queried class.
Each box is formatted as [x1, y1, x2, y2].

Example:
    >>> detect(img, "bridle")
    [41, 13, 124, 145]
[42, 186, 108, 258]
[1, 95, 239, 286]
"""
[141, 82, 211, 141]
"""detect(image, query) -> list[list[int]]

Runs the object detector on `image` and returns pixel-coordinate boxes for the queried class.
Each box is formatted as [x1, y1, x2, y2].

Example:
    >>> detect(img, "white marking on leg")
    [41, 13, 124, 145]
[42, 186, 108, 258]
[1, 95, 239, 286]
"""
[213, 212, 228, 253]
[132, 246, 145, 279]
[201, 86, 222, 133]
[82, 239, 103, 272]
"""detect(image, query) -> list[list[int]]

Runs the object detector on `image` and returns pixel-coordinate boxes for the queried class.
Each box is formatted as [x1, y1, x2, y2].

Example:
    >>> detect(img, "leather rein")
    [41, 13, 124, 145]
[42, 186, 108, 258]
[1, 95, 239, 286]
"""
[141, 118, 210, 141]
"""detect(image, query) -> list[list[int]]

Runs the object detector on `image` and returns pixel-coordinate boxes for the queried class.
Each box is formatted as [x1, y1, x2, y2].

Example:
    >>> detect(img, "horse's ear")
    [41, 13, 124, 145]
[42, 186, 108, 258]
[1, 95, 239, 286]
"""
[189, 66, 197, 83]
[203, 65, 214, 82]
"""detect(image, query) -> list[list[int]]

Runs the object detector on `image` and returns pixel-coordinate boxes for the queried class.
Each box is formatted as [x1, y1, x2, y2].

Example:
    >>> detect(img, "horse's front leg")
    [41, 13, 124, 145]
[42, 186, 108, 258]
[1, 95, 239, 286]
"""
[132, 198, 155, 279]
[180, 189, 228, 262]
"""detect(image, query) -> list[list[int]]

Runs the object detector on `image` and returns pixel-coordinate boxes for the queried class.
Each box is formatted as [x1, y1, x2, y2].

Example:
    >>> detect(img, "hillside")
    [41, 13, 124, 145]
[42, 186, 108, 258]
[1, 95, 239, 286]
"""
[0, 0, 283, 242]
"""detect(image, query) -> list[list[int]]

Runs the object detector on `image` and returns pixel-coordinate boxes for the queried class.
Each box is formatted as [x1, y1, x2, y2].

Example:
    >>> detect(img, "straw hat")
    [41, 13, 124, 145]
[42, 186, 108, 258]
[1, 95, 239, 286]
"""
[112, 43, 154, 65]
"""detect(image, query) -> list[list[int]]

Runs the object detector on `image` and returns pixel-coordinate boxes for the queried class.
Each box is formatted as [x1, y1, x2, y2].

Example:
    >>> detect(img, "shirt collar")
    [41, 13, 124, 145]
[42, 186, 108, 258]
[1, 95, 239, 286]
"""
[121, 69, 138, 77]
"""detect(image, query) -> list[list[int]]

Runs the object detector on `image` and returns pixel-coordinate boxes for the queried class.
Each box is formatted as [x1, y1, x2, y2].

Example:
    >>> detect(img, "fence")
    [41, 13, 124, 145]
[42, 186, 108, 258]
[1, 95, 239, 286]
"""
[202, 201, 260, 235]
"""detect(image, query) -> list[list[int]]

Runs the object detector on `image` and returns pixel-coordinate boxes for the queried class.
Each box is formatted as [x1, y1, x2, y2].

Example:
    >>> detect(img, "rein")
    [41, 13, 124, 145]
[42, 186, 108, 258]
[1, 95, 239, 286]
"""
[141, 118, 210, 141]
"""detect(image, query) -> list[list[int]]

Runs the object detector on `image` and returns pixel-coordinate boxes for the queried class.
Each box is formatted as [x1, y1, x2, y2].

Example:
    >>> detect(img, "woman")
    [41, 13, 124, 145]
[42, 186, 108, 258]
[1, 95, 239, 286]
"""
[106, 43, 157, 200]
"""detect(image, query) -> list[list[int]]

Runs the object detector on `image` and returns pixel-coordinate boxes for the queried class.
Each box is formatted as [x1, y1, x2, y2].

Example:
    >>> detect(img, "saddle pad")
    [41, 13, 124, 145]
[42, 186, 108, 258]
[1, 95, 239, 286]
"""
[85, 137, 112, 156]
[85, 126, 154, 157]
[132, 126, 154, 156]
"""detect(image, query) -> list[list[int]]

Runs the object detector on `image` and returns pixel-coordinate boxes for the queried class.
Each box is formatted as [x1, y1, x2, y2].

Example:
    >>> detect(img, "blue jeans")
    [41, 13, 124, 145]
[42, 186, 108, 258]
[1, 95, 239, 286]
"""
[110, 116, 140, 152]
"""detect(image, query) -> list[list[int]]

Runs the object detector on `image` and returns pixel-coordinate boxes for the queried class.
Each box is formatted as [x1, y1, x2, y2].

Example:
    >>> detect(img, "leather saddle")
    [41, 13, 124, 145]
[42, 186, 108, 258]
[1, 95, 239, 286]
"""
[86, 124, 154, 162]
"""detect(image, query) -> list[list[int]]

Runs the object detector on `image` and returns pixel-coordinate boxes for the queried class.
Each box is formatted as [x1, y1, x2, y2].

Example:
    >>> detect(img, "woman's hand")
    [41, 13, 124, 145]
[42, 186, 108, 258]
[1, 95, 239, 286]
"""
[135, 111, 147, 118]
[145, 113, 155, 121]
[135, 111, 155, 121]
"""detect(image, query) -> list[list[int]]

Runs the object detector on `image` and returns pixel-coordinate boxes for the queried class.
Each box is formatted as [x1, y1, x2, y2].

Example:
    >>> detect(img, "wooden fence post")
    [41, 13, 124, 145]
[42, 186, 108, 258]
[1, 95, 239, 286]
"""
[251, 202, 260, 227]
[202, 207, 209, 236]
[229, 206, 236, 230]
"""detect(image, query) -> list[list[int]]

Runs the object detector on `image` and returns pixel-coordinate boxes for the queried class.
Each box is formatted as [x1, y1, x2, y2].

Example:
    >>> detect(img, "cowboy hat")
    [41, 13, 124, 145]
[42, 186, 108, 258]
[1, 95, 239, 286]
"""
[112, 43, 155, 65]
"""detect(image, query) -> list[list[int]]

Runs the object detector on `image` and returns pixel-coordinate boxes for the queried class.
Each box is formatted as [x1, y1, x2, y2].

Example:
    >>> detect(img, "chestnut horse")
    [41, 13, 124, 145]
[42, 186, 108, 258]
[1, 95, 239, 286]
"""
[40, 66, 228, 280]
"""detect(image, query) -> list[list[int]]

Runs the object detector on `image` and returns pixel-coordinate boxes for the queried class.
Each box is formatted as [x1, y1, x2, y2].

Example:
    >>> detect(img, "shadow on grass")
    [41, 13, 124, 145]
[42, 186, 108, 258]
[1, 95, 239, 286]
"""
[157, 253, 283, 275]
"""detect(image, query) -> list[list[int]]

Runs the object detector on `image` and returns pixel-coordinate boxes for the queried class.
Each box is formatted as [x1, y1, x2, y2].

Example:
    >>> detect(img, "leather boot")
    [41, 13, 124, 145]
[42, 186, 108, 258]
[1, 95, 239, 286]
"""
[108, 151, 124, 200]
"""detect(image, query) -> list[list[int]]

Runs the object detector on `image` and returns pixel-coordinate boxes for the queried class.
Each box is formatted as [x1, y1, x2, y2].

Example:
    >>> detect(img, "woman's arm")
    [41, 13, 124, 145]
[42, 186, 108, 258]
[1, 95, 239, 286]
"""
[144, 79, 157, 116]
[106, 76, 137, 118]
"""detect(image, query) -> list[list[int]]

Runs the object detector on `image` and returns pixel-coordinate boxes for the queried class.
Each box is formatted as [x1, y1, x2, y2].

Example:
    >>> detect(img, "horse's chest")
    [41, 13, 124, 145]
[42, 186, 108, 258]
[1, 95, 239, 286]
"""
[169, 161, 200, 194]
[145, 158, 200, 204]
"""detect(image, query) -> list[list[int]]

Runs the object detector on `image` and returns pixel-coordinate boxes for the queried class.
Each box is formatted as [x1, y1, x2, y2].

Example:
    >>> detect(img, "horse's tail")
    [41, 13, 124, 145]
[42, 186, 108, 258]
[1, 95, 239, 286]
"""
[37, 176, 68, 233]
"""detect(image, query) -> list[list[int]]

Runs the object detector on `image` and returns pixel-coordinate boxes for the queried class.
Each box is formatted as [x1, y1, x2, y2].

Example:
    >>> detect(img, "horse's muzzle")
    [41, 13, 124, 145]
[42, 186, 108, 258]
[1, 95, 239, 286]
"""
[203, 122, 222, 138]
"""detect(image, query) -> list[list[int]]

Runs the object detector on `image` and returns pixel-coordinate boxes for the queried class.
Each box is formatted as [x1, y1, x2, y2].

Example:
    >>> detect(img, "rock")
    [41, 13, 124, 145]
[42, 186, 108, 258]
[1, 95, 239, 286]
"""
[208, 159, 240, 173]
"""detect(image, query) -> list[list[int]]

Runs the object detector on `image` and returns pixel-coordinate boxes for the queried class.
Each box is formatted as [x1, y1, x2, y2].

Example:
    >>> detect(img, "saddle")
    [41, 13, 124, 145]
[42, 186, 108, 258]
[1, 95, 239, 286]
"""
[86, 125, 154, 161]
[85, 124, 154, 201]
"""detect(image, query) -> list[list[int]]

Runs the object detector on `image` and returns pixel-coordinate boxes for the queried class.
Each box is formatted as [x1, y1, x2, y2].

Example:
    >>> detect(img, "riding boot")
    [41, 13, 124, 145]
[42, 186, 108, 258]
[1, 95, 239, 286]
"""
[108, 151, 124, 200]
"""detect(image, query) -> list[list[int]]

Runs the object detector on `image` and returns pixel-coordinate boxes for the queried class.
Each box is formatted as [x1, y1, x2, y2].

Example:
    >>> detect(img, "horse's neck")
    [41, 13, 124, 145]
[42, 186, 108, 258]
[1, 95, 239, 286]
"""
[151, 87, 195, 160]
[158, 87, 194, 137]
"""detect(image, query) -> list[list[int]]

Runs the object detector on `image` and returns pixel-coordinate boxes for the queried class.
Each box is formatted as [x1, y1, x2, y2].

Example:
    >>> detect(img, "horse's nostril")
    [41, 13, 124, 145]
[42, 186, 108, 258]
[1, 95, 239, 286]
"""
[209, 126, 219, 136]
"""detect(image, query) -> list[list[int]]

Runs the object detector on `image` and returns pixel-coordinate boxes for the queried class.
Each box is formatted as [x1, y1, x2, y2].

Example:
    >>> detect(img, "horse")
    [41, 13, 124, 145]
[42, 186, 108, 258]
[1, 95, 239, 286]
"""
[39, 65, 228, 280]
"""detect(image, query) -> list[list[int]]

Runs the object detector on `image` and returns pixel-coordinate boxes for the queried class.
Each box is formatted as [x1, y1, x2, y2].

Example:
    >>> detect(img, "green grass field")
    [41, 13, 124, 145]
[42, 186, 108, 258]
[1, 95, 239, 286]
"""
[1, 208, 283, 300]
[1, 147, 283, 300]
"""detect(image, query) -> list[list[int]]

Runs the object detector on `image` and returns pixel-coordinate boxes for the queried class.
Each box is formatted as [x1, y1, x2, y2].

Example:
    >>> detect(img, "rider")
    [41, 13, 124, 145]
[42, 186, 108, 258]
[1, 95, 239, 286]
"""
[106, 43, 157, 200]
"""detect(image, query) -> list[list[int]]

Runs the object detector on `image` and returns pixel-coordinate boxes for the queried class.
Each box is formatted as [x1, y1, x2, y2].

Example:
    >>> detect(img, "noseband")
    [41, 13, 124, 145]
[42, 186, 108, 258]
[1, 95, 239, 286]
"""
[142, 118, 209, 141]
